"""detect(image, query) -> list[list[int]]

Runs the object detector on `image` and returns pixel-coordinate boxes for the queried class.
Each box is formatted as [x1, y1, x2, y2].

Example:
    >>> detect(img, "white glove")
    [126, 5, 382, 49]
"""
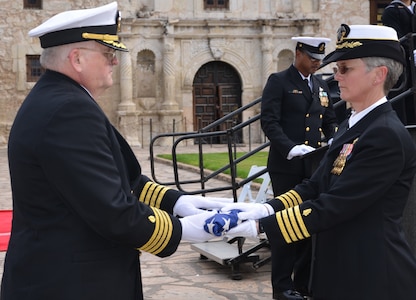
[180, 211, 219, 242]
[287, 144, 315, 160]
[173, 195, 232, 217]
[225, 220, 258, 240]
[220, 202, 274, 220]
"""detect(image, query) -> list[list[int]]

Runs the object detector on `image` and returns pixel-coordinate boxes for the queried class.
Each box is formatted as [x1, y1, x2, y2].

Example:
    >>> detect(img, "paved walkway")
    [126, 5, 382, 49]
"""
[0, 144, 274, 299]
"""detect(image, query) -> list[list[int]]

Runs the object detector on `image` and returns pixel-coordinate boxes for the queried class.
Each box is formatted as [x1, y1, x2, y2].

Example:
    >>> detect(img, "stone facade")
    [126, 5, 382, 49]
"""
[0, 0, 370, 147]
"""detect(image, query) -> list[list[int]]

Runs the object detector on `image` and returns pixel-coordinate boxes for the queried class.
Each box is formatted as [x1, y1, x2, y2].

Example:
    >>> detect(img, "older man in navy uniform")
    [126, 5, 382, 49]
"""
[0, 3, 227, 300]
[260, 37, 338, 299]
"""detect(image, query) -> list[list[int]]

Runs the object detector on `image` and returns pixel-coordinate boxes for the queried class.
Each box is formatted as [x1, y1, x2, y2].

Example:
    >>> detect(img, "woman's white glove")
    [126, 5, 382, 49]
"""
[173, 195, 232, 217]
[180, 211, 218, 242]
[287, 144, 315, 160]
[225, 220, 258, 240]
[221, 203, 274, 220]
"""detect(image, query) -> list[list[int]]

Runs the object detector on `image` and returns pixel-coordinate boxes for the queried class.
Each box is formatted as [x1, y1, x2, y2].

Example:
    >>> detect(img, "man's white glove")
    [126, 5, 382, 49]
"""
[287, 144, 315, 160]
[225, 220, 258, 240]
[221, 203, 274, 220]
[173, 195, 232, 217]
[180, 211, 219, 242]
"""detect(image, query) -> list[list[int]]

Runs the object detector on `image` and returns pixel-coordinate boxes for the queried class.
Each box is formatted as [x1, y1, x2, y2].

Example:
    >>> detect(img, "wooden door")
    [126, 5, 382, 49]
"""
[193, 62, 242, 144]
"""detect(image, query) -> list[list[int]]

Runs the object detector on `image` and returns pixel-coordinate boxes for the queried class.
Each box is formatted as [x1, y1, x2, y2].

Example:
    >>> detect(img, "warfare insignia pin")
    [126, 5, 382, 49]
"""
[302, 208, 312, 216]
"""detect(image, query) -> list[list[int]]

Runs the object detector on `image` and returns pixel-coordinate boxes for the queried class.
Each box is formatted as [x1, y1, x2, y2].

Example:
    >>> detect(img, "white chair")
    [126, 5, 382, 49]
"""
[237, 165, 272, 203]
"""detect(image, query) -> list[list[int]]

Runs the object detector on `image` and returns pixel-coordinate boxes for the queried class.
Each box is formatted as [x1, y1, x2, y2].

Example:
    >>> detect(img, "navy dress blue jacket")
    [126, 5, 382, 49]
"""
[262, 102, 416, 299]
[1, 70, 182, 300]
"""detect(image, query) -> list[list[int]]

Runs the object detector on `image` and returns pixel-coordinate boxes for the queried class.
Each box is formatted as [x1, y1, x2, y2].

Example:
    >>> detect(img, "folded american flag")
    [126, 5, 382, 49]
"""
[204, 209, 241, 236]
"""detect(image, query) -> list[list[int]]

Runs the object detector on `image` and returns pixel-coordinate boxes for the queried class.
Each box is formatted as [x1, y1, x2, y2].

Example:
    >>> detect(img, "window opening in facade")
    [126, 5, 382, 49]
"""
[26, 55, 45, 82]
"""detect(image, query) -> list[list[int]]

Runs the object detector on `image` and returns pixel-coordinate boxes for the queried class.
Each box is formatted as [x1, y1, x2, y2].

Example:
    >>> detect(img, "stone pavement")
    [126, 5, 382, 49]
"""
[0, 144, 274, 299]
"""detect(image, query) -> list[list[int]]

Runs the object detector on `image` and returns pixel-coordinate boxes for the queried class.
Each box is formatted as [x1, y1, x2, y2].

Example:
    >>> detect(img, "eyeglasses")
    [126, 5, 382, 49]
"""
[333, 65, 353, 75]
[78, 47, 117, 62]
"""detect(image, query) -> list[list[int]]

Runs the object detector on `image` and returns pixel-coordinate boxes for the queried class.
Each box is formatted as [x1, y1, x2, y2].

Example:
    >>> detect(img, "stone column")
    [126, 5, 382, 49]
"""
[158, 24, 183, 146]
[261, 26, 274, 87]
[162, 29, 179, 110]
[118, 51, 135, 112]
[117, 51, 140, 146]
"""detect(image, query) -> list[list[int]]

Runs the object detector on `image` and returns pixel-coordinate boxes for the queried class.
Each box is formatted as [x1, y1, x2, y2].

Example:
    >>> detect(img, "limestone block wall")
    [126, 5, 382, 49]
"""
[0, 0, 369, 147]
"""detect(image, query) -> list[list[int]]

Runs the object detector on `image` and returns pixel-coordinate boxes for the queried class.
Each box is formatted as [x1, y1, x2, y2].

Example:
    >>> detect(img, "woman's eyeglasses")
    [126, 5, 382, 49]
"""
[333, 65, 352, 75]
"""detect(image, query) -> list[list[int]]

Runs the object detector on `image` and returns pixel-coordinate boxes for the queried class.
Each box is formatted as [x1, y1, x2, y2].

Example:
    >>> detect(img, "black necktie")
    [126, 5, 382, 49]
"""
[304, 79, 311, 92]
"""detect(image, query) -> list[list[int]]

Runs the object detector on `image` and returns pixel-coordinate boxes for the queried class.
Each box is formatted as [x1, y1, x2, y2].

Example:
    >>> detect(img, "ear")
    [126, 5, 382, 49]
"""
[375, 65, 388, 84]
[67, 48, 83, 72]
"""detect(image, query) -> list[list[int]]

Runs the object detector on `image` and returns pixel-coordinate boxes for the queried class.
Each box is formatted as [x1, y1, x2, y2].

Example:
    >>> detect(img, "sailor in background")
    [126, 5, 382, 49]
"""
[260, 36, 338, 299]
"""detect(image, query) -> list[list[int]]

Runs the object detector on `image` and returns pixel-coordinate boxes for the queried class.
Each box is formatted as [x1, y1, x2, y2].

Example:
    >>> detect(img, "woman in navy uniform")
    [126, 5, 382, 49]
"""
[224, 24, 416, 299]
[0, 3, 225, 300]
[260, 37, 338, 299]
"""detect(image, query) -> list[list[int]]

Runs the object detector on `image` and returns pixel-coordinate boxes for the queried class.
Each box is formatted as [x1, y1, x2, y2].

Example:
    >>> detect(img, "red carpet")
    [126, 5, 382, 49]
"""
[0, 210, 12, 251]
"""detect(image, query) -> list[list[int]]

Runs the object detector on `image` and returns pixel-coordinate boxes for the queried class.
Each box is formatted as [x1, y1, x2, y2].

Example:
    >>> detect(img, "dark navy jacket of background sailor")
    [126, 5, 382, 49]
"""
[261, 64, 338, 176]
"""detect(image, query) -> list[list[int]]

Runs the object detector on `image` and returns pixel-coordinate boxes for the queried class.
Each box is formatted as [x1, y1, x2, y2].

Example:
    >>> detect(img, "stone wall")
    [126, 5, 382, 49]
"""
[0, 0, 369, 147]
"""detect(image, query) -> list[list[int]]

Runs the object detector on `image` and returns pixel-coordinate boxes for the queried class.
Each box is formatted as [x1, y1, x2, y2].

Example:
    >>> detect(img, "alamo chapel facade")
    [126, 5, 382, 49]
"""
[0, 0, 390, 147]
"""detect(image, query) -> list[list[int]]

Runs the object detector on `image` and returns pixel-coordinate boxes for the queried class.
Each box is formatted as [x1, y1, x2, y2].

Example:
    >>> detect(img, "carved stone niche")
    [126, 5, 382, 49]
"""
[276, 0, 294, 13]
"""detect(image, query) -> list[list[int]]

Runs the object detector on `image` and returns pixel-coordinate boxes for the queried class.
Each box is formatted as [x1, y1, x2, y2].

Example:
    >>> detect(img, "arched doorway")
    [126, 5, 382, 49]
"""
[193, 61, 242, 144]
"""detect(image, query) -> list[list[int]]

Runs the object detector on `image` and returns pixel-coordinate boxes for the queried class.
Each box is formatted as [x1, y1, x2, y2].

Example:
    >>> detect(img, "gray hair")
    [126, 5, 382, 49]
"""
[361, 57, 404, 94]
[40, 42, 93, 70]
[39, 44, 71, 69]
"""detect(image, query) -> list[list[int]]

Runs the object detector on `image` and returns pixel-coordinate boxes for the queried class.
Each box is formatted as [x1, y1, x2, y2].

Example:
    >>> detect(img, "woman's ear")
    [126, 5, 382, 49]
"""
[374, 65, 388, 85]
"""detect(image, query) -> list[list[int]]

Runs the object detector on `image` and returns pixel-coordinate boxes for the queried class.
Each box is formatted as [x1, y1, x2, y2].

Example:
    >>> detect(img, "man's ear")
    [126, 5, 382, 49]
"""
[68, 48, 82, 71]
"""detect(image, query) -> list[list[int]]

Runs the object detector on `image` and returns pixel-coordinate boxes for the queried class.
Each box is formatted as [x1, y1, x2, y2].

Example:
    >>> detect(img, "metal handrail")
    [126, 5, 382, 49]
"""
[150, 98, 268, 200]
[149, 32, 416, 199]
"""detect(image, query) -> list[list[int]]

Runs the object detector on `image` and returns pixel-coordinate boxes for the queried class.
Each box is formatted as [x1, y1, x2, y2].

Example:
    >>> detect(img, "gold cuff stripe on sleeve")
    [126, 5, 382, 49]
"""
[139, 182, 152, 205]
[139, 182, 169, 209]
[294, 206, 310, 238]
[145, 208, 171, 254]
[276, 206, 310, 243]
[281, 209, 298, 242]
[147, 184, 164, 208]
[139, 207, 173, 255]
[276, 211, 291, 243]
[288, 207, 303, 240]
[277, 190, 302, 208]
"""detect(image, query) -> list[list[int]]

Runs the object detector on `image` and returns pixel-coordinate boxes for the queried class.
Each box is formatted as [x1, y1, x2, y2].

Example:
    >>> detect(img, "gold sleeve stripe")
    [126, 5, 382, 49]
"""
[281, 209, 298, 242]
[139, 207, 173, 255]
[139, 182, 152, 205]
[294, 206, 310, 238]
[288, 207, 303, 240]
[277, 190, 303, 208]
[276, 206, 310, 244]
[276, 211, 291, 243]
[139, 182, 169, 209]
